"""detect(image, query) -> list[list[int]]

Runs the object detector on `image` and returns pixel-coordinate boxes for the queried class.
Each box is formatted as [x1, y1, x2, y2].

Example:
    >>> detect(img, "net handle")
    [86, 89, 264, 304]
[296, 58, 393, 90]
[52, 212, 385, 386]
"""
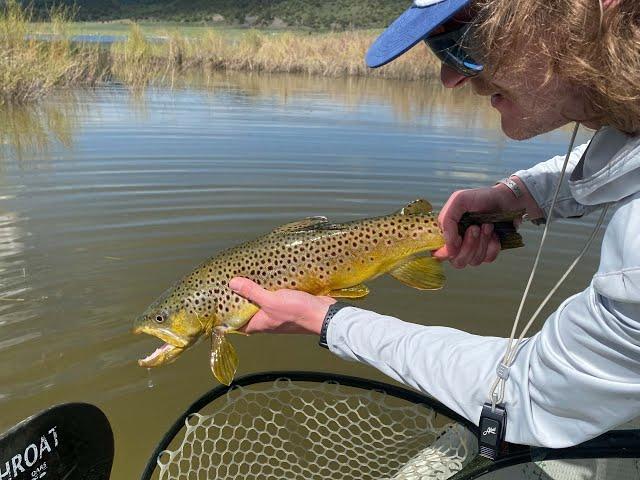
[139, 370, 477, 480]
[448, 429, 640, 480]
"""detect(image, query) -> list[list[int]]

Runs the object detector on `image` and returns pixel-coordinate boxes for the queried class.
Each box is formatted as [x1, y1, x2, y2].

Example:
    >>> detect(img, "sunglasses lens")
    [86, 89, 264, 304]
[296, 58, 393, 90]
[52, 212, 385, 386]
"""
[425, 27, 483, 77]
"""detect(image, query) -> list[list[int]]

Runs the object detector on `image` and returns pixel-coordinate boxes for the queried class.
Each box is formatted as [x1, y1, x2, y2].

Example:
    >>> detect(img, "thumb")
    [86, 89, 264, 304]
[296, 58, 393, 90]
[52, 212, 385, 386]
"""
[438, 200, 467, 256]
[229, 277, 273, 307]
[431, 246, 452, 261]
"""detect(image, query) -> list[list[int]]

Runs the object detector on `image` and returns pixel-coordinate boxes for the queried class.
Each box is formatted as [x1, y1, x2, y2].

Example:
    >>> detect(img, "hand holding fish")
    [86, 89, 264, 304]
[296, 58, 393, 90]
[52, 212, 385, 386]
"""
[434, 177, 542, 268]
[228, 277, 335, 335]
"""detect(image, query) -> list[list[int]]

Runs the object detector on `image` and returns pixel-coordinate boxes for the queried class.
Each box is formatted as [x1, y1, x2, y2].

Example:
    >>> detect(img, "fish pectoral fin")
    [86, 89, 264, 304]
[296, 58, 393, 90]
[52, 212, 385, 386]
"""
[389, 256, 445, 290]
[328, 284, 370, 299]
[272, 216, 329, 233]
[210, 329, 238, 386]
[397, 199, 433, 215]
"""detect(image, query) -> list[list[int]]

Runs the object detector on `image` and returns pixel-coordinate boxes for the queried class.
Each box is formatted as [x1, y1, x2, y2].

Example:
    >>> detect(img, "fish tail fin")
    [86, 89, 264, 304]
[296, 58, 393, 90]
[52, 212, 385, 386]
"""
[459, 210, 526, 250]
[210, 329, 238, 386]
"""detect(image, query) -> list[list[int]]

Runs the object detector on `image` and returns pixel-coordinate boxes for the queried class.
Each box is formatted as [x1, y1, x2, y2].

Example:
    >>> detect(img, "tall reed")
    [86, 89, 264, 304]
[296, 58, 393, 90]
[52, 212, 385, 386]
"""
[0, 1, 105, 105]
[3, 0, 442, 105]
[110, 25, 441, 85]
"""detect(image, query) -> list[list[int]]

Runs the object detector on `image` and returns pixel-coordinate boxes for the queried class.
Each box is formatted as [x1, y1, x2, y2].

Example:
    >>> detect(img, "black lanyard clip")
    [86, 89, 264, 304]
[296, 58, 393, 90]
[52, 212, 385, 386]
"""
[478, 402, 508, 460]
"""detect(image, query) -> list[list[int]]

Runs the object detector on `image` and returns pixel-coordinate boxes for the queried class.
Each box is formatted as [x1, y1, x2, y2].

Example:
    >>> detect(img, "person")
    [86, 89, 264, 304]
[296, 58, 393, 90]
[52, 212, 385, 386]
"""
[229, 0, 640, 449]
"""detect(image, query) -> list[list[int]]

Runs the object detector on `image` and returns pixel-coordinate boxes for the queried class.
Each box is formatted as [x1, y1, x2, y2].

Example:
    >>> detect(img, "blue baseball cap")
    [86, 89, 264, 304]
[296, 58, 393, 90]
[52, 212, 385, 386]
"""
[366, 0, 472, 68]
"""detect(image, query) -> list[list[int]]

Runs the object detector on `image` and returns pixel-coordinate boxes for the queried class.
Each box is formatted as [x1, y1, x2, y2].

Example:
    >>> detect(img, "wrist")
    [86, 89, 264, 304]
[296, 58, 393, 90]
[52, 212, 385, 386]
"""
[493, 176, 544, 221]
[318, 301, 351, 349]
[307, 298, 336, 336]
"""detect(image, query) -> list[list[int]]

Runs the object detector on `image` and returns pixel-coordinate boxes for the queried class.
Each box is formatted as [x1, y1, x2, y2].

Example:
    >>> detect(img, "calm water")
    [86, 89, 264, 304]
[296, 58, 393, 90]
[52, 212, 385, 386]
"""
[0, 73, 599, 478]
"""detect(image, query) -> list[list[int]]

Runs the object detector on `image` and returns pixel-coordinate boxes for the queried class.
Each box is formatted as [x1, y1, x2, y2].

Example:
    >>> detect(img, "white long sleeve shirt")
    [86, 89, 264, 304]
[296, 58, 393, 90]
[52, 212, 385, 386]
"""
[327, 126, 640, 448]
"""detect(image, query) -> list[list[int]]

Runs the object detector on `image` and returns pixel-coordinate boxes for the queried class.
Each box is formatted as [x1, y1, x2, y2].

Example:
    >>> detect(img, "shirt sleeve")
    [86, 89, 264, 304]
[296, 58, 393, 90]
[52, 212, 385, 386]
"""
[514, 142, 590, 220]
[327, 290, 640, 448]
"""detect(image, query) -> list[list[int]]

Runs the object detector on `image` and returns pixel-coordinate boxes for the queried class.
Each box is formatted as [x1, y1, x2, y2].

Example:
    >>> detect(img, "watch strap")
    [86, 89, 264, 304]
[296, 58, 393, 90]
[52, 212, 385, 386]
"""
[319, 302, 351, 349]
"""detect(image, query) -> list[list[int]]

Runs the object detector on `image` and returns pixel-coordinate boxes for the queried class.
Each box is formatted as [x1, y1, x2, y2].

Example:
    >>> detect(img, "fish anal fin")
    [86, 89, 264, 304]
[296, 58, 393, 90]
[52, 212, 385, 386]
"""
[272, 216, 328, 233]
[328, 284, 370, 299]
[389, 256, 445, 290]
[398, 199, 433, 215]
[210, 329, 238, 386]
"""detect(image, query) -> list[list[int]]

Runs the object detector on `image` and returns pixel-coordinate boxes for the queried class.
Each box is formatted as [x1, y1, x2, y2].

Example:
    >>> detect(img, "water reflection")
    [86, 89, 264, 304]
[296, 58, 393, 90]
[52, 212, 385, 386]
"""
[0, 97, 85, 160]
[0, 72, 506, 162]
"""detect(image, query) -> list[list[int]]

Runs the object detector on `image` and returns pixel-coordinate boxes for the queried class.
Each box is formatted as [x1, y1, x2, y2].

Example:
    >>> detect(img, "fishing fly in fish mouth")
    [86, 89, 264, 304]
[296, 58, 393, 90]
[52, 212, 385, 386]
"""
[133, 199, 522, 385]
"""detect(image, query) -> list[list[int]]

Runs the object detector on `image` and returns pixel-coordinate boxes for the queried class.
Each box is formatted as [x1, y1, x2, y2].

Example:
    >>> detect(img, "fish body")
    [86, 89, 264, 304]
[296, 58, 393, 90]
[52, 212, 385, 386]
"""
[133, 199, 522, 385]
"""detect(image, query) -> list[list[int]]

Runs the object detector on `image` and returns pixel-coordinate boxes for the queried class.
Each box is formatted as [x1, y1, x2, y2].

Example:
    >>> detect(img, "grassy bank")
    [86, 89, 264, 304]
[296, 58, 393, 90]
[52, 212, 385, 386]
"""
[0, 2, 108, 105]
[110, 26, 440, 86]
[3, 2, 440, 104]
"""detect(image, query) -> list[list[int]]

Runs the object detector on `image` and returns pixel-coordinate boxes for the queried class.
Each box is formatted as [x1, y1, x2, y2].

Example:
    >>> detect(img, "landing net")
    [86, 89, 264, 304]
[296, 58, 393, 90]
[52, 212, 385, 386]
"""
[153, 377, 477, 480]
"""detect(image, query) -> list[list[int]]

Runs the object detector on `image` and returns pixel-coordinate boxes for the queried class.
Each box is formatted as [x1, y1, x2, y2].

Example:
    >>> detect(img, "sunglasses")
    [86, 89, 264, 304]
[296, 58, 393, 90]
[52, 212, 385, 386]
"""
[424, 23, 483, 77]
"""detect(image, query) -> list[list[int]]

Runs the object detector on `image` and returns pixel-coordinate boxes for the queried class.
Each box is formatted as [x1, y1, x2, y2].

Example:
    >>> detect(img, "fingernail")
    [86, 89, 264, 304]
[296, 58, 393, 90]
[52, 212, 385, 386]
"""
[472, 227, 480, 239]
[229, 278, 240, 291]
[482, 223, 494, 235]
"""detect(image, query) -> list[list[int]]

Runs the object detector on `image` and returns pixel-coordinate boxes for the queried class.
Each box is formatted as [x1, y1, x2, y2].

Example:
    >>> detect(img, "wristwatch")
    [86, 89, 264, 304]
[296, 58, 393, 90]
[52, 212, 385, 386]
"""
[318, 302, 351, 349]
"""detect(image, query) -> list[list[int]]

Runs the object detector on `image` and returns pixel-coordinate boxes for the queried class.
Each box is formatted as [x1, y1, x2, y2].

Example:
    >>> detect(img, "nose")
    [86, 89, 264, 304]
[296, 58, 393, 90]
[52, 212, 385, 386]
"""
[440, 64, 469, 88]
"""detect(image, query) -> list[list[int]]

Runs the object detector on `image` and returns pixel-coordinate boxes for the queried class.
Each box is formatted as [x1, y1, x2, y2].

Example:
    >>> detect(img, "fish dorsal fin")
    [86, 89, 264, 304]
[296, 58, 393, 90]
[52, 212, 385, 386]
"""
[388, 256, 445, 290]
[272, 216, 329, 233]
[398, 199, 433, 215]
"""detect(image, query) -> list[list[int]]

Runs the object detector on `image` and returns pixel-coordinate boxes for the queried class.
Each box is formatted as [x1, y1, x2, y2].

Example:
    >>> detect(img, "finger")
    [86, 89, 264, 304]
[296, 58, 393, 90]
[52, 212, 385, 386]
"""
[438, 191, 468, 257]
[484, 233, 501, 263]
[239, 310, 272, 334]
[229, 277, 273, 307]
[451, 225, 480, 269]
[469, 223, 493, 266]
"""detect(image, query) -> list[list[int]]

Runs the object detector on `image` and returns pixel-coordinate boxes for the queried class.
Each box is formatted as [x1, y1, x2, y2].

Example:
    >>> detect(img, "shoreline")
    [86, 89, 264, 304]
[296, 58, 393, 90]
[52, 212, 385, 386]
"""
[2, 3, 439, 105]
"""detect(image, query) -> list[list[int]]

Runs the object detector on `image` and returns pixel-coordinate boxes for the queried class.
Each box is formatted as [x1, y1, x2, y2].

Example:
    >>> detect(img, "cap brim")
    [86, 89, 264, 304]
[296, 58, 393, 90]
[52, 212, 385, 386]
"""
[366, 0, 471, 68]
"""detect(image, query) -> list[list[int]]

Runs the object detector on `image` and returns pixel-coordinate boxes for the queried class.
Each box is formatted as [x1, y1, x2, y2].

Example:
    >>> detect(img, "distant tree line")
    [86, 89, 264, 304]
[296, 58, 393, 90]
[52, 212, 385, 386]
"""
[20, 0, 408, 29]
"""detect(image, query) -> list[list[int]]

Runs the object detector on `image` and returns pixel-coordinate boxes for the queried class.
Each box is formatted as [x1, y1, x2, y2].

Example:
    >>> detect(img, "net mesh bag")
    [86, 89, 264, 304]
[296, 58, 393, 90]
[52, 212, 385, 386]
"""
[155, 378, 477, 480]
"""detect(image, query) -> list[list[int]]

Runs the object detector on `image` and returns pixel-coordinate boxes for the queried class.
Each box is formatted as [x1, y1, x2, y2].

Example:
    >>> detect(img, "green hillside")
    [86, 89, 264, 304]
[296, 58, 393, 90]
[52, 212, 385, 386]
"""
[24, 0, 408, 29]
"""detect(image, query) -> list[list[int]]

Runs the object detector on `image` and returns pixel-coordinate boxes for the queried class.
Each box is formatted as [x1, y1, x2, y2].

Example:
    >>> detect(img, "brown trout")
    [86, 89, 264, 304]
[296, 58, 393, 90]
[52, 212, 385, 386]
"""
[133, 199, 523, 385]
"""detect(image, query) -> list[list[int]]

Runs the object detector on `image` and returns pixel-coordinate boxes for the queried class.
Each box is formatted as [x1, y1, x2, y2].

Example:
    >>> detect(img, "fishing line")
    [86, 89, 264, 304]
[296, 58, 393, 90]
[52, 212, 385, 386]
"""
[481, 122, 610, 458]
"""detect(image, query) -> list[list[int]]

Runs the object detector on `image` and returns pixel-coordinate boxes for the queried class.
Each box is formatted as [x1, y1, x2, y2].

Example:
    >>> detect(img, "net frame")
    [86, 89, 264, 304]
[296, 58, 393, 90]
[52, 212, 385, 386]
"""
[140, 371, 640, 480]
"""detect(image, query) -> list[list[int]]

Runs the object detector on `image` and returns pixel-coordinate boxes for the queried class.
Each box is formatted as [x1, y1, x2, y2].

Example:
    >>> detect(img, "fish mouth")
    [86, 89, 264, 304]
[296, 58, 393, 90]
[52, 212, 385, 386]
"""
[133, 324, 191, 348]
[133, 324, 191, 367]
[138, 343, 185, 368]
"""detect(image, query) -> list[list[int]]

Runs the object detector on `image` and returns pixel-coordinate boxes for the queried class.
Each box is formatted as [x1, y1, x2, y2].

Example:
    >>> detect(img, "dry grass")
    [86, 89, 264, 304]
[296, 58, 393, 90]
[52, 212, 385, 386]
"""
[0, 1, 106, 105]
[2, 0, 441, 104]
[110, 25, 441, 86]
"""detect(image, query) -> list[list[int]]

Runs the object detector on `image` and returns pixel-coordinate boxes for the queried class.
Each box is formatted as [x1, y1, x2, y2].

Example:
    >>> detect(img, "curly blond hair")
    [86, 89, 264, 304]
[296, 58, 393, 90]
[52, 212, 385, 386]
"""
[472, 0, 640, 133]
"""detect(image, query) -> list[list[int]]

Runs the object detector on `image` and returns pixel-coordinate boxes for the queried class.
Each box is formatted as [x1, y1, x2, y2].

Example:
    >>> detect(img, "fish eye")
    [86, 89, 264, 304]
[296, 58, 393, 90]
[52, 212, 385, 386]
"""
[154, 312, 167, 323]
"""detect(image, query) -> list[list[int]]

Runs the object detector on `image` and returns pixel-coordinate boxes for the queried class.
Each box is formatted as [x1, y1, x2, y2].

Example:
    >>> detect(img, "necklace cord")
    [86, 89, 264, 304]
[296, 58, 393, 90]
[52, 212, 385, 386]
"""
[487, 123, 609, 408]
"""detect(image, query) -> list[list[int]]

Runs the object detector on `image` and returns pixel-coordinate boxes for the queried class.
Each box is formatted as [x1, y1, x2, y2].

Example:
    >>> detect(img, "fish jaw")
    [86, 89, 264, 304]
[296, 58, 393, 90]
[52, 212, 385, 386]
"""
[132, 323, 192, 348]
[138, 343, 185, 367]
[133, 323, 197, 367]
